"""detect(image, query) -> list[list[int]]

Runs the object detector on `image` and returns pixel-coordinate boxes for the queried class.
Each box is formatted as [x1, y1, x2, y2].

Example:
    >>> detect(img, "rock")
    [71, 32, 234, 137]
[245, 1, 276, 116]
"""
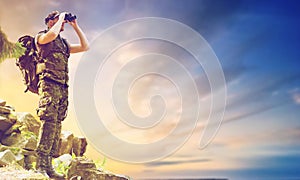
[0, 115, 16, 131]
[67, 157, 96, 179]
[20, 149, 36, 156]
[67, 157, 128, 180]
[98, 172, 129, 180]
[8, 111, 17, 121]
[16, 112, 41, 137]
[1, 132, 22, 146]
[0, 99, 6, 106]
[55, 131, 74, 157]
[4, 120, 22, 135]
[0, 115, 6, 121]
[0, 164, 48, 179]
[0, 106, 12, 114]
[1, 131, 37, 151]
[53, 154, 73, 174]
[5, 105, 15, 112]
[69, 157, 96, 169]
[24, 154, 37, 170]
[0, 149, 16, 167]
[0, 144, 35, 156]
[0, 144, 36, 170]
[0, 144, 7, 152]
[15, 153, 24, 167]
[72, 136, 88, 157]
[56, 154, 73, 167]
[0, 131, 4, 141]
[24, 136, 37, 151]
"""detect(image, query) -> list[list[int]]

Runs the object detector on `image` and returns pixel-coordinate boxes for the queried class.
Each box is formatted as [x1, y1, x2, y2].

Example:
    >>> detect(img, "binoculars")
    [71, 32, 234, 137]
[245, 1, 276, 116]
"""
[65, 13, 77, 22]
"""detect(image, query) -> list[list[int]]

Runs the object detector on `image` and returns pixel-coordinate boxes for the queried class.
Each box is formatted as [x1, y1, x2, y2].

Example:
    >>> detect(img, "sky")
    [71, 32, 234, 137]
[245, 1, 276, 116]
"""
[1, 0, 300, 179]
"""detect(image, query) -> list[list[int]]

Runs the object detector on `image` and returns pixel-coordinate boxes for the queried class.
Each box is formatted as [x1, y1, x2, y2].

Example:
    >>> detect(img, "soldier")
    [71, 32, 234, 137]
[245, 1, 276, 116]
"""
[35, 11, 89, 179]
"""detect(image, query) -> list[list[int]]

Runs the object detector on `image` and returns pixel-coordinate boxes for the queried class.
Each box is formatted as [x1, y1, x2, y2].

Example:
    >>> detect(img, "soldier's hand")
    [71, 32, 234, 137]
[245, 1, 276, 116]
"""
[68, 19, 78, 28]
[59, 12, 68, 21]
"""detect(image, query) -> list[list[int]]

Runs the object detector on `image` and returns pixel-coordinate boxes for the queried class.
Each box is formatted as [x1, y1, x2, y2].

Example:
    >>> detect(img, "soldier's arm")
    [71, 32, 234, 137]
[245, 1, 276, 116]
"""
[37, 13, 66, 45]
[68, 20, 89, 53]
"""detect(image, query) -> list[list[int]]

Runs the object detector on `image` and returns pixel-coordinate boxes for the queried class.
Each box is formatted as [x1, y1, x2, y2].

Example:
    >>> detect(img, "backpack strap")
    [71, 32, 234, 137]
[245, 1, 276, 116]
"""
[61, 37, 70, 55]
[35, 30, 50, 59]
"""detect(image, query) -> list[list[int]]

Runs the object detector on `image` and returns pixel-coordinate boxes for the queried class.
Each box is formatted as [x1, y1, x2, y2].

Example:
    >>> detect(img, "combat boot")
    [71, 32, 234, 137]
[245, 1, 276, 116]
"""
[46, 155, 65, 179]
[36, 153, 49, 178]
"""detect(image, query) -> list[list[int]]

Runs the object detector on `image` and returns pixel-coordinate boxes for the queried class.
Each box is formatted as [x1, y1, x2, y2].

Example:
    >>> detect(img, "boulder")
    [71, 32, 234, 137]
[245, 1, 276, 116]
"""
[0, 149, 16, 167]
[1, 132, 37, 151]
[0, 99, 6, 106]
[1, 132, 22, 146]
[23, 136, 38, 151]
[8, 111, 17, 121]
[97, 172, 129, 180]
[72, 136, 88, 157]
[67, 157, 128, 180]
[4, 120, 22, 135]
[0, 115, 6, 121]
[24, 154, 37, 170]
[55, 131, 74, 157]
[0, 145, 37, 170]
[16, 112, 41, 137]
[0, 144, 7, 152]
[15, 153, 24, 168]
[0, 131, 4, 141]
[53, 154, 73, 174]
[5, 105, 15, 112]
[0, 115, 16, 132]
[55, 154, 73, 167]
[67, 157, 96, 179]
[0, 106, 12, 114]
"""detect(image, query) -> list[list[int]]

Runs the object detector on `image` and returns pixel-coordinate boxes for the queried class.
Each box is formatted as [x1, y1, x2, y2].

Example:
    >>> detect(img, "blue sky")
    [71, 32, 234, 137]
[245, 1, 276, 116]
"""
[1, 0, 300, 179]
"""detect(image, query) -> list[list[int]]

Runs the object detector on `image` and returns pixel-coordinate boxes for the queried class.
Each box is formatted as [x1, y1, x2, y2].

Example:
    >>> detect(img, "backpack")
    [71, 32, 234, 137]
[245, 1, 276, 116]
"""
[16, 35, 39, 94]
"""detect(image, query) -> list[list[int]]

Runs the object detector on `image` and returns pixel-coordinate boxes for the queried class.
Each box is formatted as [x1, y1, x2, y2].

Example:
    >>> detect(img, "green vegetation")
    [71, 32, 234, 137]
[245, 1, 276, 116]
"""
[51, 154, 108, 177]
[21, 130, 37, 140]
[31, 161, 36, 170]
[53, 153, 76, 176]
[95, 156, 106, 170]
[9, 146, 21, 155]
[0, 27, 25, 63]
[53, 158, 71, 176]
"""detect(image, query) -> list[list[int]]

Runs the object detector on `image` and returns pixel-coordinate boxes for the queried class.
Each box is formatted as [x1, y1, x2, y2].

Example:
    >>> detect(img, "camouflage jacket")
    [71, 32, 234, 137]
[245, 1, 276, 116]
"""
[36, 31, 70, 85]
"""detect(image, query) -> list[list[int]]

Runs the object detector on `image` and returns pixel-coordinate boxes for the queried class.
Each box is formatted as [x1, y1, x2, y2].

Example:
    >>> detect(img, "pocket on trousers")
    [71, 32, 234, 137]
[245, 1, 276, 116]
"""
[37, 96, 54, 120]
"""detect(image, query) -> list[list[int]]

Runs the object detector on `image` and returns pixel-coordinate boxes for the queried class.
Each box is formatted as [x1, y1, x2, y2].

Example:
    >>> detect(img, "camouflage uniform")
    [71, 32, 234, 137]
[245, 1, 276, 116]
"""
[36, 32, 70, 158]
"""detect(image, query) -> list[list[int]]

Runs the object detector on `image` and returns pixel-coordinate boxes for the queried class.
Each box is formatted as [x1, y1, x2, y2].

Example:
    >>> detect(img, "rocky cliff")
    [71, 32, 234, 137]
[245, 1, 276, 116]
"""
[0, 98, 129, 180]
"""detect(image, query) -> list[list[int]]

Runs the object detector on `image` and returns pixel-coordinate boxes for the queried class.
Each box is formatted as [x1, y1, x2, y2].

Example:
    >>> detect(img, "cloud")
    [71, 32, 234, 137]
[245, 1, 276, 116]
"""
[145, 158, 211, 167]
[1, 1, 300, 179]
[162, 153, 300, 179]
[221, 125, 300, 152]
[226, 73, 300, 109]
[290, 90, 300, 105]
[292, 93, 300, 104]
[223, 103, 285, 125]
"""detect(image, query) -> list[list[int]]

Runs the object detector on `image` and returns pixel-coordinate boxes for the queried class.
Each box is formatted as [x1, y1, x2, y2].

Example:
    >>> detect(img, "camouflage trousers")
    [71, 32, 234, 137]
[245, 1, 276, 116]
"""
[36, 77, 68, 156]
